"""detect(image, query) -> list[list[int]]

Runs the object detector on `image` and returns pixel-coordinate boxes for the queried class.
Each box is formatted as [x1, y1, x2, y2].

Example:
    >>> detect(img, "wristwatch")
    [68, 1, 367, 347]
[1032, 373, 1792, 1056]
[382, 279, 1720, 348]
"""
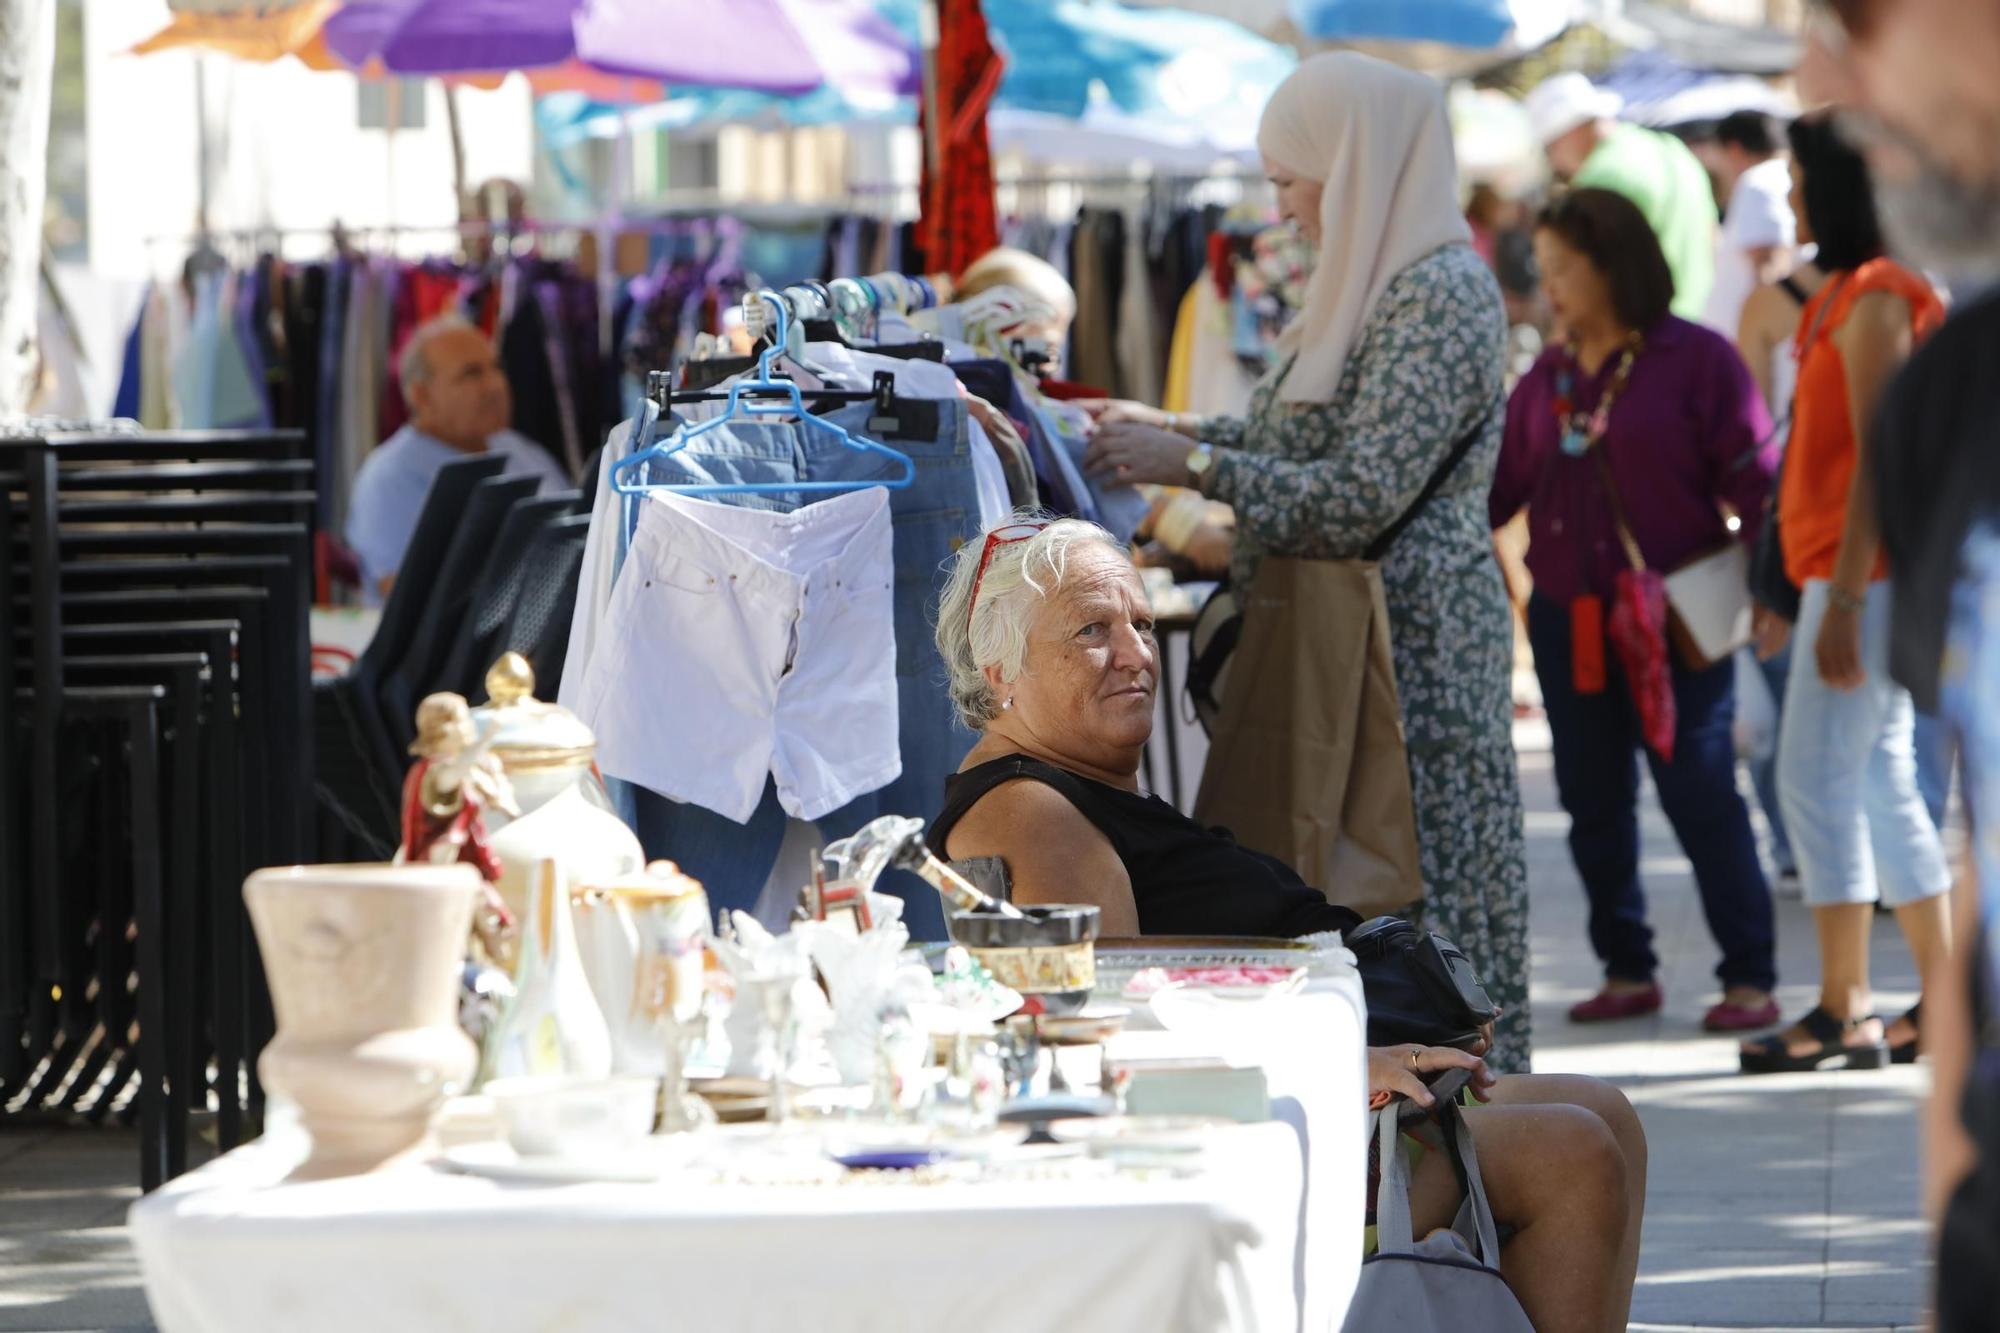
[1828, 585, 1866, 614]
[1184, 442, 1215, 491]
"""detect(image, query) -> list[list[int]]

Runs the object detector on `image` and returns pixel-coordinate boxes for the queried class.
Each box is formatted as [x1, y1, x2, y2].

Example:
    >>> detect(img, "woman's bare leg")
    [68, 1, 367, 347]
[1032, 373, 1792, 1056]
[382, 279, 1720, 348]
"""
[1405, 1101, 1628, 1333]
[1488, 1073, 1648, 1330]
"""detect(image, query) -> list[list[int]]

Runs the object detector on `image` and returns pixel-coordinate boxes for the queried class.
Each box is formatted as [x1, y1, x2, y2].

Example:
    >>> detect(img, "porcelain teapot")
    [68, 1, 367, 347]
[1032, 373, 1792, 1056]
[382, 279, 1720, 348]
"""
[472, 653, 644, 966]
[573, 860, 710, 1075]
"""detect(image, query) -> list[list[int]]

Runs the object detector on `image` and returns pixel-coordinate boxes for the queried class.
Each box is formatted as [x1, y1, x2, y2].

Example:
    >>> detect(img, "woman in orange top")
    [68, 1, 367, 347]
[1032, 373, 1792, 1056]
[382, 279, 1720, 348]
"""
[1742, 114, 1954, 1075]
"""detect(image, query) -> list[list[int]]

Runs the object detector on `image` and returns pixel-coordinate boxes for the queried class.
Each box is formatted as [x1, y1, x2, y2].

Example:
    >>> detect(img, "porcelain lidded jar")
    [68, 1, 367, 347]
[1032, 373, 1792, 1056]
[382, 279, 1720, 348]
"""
[246, 862, 481, 1178]
[473, 653, 644, 961]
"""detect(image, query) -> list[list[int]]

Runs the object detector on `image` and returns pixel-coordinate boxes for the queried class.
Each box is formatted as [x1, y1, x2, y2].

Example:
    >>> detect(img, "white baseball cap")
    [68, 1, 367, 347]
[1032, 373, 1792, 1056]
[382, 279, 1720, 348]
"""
[1524, 72, 1624, 145]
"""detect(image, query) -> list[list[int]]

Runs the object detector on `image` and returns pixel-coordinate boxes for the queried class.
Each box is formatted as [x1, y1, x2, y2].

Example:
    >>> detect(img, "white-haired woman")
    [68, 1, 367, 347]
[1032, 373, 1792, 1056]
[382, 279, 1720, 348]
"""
[1078, 52, 1530, 1071]
[932, 515, 1643, 1333]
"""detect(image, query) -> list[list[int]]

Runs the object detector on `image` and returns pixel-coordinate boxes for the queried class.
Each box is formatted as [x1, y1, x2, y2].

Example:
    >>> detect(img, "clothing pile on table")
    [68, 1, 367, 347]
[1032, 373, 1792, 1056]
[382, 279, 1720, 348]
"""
[559, 278, 1149, 937]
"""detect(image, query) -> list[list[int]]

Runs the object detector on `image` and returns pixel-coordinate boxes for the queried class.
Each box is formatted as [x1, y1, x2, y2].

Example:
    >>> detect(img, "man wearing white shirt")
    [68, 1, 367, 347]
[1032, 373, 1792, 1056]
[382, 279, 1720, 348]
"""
[1701, 111, 1799, 336]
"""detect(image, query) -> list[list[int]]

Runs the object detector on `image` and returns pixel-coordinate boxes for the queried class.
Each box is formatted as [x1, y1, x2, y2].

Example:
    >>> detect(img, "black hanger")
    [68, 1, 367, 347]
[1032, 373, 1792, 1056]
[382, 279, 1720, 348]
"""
[651, 370, 940, 443]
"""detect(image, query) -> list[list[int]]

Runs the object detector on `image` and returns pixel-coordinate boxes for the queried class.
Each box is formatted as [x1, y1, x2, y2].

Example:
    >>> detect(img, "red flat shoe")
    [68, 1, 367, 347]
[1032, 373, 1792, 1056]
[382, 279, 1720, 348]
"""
[1568, 984, 1663, 1023]
[1703, 998, 1781, 1032]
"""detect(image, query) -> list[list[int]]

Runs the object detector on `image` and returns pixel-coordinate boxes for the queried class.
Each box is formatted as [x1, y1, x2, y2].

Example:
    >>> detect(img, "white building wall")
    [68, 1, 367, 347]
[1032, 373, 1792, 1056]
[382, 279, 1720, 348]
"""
[84, 0, 534, 282]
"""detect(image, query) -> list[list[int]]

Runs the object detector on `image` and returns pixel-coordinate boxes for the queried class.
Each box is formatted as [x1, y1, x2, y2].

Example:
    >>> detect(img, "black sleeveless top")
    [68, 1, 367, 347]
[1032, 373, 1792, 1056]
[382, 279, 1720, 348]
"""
[933, 755, 1362, 939]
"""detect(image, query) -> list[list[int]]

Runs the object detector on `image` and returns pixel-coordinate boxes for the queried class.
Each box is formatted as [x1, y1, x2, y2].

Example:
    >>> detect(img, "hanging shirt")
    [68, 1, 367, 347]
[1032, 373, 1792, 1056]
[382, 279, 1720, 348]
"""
[346, 424, 572, 603]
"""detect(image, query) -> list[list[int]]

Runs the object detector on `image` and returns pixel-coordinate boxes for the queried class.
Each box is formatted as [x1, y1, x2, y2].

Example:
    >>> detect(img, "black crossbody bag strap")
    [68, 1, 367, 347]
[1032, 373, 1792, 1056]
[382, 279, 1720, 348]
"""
[1363, 401, 1497, 563]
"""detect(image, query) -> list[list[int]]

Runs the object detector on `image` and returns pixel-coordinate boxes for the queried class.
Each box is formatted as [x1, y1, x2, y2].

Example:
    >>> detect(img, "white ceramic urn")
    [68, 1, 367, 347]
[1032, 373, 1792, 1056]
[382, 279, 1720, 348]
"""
[245, 862, 480, 1178]
[472, 654, 645, 952]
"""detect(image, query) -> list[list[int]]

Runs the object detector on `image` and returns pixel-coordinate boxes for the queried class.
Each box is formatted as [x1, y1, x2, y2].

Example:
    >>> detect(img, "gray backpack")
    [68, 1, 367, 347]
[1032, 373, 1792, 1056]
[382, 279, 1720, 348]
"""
[1342, 1098, 1535, 1333]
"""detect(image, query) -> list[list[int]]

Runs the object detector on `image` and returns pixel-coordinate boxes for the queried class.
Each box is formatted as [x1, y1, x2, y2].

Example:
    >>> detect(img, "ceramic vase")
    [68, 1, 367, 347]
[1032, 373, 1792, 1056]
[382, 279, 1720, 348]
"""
[246, 863, 480, 1179]
[482, 858, 613, 1083]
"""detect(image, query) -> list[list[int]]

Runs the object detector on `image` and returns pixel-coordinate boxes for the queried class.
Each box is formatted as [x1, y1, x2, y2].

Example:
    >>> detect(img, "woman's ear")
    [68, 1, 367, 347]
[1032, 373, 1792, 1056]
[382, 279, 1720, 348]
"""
[981, 660, 1010, 700]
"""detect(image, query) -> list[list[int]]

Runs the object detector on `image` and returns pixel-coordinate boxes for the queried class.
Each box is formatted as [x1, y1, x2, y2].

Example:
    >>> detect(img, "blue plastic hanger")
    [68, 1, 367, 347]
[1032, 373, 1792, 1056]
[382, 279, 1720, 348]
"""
[611, 291, 915, 501]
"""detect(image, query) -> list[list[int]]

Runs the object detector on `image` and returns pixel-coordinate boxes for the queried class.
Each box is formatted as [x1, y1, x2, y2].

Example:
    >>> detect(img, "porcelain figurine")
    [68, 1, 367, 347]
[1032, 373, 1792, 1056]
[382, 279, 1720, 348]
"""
[398, 692, 519, 959]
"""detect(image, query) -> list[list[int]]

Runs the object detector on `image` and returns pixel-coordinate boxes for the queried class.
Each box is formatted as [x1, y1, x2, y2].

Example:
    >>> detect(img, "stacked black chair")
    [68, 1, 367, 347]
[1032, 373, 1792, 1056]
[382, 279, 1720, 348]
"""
[5, 429, 585, 1192]
[0, 430, 314, 1191]
[506, 513, 592, 691]
[312, 457, 583, 860]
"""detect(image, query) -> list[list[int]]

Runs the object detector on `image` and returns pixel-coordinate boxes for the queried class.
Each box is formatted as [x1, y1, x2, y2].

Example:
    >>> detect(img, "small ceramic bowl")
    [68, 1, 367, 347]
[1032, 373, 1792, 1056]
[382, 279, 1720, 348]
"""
[947, 904, 1101, 1015]
[484, 1075, 659, 1157]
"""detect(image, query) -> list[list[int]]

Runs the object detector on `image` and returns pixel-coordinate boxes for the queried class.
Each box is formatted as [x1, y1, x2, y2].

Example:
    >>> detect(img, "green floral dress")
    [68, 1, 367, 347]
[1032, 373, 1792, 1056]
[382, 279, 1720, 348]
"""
[1202, 244, 1533, 1072]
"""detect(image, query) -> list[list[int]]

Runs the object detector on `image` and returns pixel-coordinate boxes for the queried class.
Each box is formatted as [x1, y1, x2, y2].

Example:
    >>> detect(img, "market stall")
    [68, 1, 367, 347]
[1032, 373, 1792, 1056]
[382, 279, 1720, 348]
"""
[130, 955, 1367, 1333]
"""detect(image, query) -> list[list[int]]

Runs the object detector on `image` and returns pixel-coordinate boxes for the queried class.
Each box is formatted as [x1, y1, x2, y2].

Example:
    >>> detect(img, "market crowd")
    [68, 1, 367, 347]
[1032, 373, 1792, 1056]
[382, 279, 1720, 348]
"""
[321, 3, 1999, 1322]
[1022, 0, 2000, 1321]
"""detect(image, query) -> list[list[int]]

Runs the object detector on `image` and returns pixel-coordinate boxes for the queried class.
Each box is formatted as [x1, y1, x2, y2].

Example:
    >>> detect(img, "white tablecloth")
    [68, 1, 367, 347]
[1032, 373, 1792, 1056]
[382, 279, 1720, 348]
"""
[130, 1120, 1303, 1333]
[1111, 963, 1368, 1332]
[131, 955, 1366, 1333]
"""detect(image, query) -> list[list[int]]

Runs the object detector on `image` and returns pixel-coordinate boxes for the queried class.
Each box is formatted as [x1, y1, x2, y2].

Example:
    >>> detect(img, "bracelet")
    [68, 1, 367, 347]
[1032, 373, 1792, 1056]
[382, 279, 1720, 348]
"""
[1165, 411, 1183, 434]
[1827, 585, 1866, 614]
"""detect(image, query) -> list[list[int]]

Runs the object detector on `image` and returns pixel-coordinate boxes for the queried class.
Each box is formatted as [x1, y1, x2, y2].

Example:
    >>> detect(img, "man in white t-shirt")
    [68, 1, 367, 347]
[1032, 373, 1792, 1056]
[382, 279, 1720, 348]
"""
[1700, 110, 1798, 336]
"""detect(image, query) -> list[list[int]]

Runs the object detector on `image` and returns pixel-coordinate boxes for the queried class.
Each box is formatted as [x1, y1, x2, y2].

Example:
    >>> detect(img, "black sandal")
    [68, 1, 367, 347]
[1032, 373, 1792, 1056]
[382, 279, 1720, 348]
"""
[1884, 1002, 1922, 1065]
[1739, 1006, 1890, 1075]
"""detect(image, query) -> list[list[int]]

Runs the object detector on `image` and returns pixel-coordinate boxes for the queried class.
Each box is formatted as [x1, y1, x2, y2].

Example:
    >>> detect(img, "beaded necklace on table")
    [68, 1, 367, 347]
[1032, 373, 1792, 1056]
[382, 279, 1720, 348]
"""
[1552, 332, 1644, 456]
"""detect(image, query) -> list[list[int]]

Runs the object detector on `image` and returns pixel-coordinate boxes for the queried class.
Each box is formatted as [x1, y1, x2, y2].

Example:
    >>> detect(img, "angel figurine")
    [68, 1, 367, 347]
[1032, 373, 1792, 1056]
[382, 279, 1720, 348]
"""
[401, 692, 520, 958]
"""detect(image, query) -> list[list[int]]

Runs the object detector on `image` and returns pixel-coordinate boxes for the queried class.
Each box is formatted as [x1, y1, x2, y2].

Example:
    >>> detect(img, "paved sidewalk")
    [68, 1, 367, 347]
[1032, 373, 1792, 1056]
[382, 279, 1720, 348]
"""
[0, 736, 1938, 1331]
[1520, 730, 1931, 1333]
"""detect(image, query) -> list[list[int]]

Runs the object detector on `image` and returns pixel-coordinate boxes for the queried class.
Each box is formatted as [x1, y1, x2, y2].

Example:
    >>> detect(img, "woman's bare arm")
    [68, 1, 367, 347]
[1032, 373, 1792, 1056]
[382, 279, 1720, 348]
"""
[940, 779, 1140, 935]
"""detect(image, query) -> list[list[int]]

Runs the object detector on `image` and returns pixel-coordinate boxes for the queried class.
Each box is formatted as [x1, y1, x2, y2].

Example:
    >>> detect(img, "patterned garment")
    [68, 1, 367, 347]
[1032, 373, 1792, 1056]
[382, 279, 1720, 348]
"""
[1201, 243, 1534, 1071]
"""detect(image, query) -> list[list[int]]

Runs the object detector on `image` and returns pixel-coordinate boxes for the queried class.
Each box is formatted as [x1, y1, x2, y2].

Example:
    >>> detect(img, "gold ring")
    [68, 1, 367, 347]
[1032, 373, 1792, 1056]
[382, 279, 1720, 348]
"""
[1408, 1047, 1423, 1069]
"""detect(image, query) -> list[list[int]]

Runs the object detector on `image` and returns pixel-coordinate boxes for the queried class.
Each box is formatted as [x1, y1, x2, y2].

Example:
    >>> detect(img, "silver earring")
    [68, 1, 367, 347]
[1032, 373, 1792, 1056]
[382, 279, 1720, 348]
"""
[1000, 697, 1013, 711]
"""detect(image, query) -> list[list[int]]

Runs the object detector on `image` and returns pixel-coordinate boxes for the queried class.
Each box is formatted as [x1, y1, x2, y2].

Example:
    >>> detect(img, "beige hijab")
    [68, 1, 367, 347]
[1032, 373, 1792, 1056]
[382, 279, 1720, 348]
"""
[1258, 52, 1472, 405]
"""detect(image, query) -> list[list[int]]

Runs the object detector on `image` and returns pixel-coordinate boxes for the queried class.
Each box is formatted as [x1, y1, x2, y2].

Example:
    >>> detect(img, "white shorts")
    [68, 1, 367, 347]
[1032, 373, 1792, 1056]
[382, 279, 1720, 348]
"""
[579, 486, 900, 823]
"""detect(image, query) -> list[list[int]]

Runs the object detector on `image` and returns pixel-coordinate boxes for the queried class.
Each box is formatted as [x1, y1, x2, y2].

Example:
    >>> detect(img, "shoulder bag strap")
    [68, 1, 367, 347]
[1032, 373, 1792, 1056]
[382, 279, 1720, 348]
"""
[1586, 443, 1651, 574]
[1771, 271, 1853, 449]
[1441, 1096, 1505, 1266]
[1363, 400, 1497, 563]
[1371, 1106, 1418, 1255]
[1590, 277, 1849, 575]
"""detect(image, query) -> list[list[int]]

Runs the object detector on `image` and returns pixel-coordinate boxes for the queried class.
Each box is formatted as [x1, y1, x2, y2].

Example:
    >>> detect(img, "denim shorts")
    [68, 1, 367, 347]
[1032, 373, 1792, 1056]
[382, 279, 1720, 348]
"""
[607, 401, 984, 935]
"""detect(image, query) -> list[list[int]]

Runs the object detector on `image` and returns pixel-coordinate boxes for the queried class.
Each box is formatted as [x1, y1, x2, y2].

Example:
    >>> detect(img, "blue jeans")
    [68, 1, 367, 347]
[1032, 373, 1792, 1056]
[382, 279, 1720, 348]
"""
[1527, 594, 1777, 991]
[618, 401, 983, 938]
[1778, 580, 1951, 908]
[1750, 643, 1797, 876]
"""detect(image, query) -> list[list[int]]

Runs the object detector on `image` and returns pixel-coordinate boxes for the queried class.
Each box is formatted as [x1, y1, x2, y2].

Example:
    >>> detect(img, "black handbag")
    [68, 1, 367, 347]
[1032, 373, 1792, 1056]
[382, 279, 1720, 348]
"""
[1348, 916, 1500, 1051]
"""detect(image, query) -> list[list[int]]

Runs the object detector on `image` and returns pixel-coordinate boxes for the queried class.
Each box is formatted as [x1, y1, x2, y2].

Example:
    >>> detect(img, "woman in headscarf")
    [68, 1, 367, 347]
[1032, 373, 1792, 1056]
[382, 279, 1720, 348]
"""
[1082, 52, 1531, 1071]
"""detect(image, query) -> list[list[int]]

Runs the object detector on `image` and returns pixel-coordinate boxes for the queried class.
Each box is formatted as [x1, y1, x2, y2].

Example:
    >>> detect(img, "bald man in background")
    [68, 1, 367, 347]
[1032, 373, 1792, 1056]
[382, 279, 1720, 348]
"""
[346, 316, 571, 603]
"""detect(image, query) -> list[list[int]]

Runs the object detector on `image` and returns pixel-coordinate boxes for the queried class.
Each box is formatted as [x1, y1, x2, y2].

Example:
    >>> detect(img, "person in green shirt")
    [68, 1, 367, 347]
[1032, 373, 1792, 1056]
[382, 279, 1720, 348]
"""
[1526, 72, 1717, 321]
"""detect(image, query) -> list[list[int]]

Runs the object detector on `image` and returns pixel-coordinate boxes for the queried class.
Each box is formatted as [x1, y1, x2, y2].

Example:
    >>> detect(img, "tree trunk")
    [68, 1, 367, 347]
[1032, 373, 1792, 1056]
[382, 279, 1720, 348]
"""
[0, 0, 54, 419]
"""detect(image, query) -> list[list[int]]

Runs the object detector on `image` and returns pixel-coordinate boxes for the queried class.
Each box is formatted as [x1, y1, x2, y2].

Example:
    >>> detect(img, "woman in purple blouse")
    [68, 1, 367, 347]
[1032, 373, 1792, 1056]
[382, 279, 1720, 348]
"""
[1491, 189, 1779, 1034]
